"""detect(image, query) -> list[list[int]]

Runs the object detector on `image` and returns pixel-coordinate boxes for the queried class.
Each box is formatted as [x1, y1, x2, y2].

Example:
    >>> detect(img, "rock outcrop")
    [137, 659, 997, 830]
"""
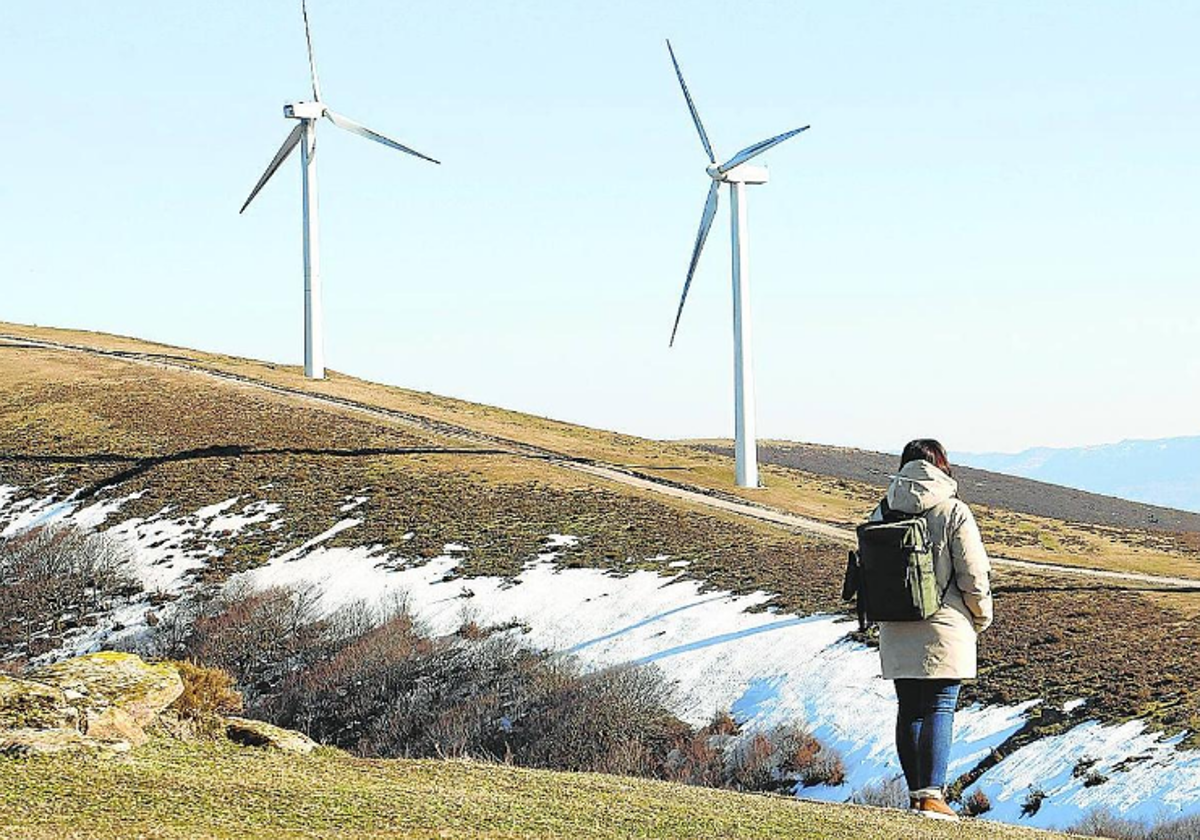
[0, 652, 315, 757]
[29, 651, 184, 729]
[224, 717, 318, 754]
[1, 652, 182, 756]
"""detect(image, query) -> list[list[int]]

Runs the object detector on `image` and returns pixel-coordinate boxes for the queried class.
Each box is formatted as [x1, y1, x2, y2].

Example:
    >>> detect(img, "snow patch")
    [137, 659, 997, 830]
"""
[968, 719, 1200, 828]
[194, 497, 240, 520]
[274, 519, 362, 563]
[225, 550, 1038, 806]
[73, 491, 147, 530]
[339, 496, 369, 513]
[207, 500, 282, 534]
[1, 493, 70, 535]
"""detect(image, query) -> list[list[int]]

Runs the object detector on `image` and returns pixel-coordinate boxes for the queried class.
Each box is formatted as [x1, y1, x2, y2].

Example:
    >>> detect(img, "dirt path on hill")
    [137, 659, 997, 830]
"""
[5, 333, 1198, 591]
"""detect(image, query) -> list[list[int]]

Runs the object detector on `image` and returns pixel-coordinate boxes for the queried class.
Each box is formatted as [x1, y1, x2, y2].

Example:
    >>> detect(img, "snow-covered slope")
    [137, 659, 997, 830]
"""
[2, 484, 1197, 831]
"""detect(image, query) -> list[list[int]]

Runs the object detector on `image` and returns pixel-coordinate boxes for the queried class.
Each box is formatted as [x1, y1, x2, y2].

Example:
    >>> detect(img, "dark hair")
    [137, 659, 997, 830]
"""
[900, 439, 952, 477]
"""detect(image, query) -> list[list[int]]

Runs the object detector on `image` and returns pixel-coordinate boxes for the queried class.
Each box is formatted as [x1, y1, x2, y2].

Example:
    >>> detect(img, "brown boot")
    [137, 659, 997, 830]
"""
[916, 796, 960, 821]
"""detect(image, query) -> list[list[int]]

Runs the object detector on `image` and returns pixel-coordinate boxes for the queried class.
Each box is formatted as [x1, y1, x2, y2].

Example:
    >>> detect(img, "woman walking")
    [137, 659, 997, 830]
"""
[873, 439, 992, 820]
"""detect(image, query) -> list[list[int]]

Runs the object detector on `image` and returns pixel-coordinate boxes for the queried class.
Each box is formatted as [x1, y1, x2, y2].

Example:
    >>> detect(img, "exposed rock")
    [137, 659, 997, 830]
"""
[0, 727, 131, 757]
[84, 706, 149, 747]
[0, 675, 79, 731]
[1, 654, 316, 760]
[29, 651, 183, 727]
[224, 717, 318, 755]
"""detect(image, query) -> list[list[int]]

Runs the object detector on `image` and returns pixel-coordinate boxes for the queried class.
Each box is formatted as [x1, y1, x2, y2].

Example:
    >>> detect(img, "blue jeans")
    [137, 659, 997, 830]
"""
[894, 679, 961, 794]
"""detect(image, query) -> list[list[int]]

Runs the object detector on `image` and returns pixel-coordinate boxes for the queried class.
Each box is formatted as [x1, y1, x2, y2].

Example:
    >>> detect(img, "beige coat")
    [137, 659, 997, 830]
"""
[872, 460, 993, 680]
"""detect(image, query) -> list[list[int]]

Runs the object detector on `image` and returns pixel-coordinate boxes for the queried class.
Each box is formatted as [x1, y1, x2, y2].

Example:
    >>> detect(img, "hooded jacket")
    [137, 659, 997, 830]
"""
[871, 459, 993, 680]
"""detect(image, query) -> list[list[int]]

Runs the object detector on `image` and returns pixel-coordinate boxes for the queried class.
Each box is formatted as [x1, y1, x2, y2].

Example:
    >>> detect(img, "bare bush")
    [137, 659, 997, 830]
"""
[1021, 786, 1047, 818]
[512, 661, 685, 776]
[851, 775, 911, 809]
[1069, 809, 1149, 840]
[1069, 809, 1200, 840]
[700, 719, 846, 793]
[663, 711, 738, 787]
[961, 788, 992, 817]
[171, 583, 332, 704]
[150, 581, 842, 794]
[0, 525, 138, 659]
[1150, 815, 1200, 840]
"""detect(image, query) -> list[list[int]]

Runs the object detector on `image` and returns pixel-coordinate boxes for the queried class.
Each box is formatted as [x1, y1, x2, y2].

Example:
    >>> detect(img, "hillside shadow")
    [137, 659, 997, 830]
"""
[633, 616, 824, 665]
[0, 444, 514, 500]
[568, 594, 730, 654]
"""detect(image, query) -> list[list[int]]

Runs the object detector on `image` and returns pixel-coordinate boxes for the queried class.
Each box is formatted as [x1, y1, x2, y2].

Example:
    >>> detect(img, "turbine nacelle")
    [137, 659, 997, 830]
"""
[284, 101, 326, 120]
[708, 163, 769, 185]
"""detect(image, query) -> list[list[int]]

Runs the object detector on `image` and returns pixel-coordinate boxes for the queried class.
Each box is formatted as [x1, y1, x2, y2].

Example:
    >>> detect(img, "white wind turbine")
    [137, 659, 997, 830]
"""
[665, 40, 809, 489]
[240, 0, 439, 380]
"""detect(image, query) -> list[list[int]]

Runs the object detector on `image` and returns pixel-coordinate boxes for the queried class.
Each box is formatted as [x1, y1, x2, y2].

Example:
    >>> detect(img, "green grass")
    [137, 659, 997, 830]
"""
[0, 738, 1073, 840]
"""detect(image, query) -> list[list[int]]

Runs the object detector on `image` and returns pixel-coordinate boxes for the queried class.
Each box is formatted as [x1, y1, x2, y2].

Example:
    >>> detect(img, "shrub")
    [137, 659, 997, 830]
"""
[1149, 815, 1200, 840]
[723, 722, 846, 793]
[0, 525, 138, 659]
[1020, 786, 1047, 818]
[850, 775, 910, 809]
[167, 583, 335, 704]
[663, 710, 739, 788]
[151, 581, 842, 796]
[162, 660, 243, 739]
[1068, 808, 1148, 839]
[961, 788, 992, 817]
[513, 661, 685, 776]
[727, 731, 777, 791]
[1069, 809, 1200, 840]
[775, 723, 846, 787]
[171, 660, 243, 719]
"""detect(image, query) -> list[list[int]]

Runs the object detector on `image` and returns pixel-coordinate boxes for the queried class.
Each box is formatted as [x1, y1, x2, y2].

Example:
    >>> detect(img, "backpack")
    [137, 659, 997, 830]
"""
[842, 498, 949, 630]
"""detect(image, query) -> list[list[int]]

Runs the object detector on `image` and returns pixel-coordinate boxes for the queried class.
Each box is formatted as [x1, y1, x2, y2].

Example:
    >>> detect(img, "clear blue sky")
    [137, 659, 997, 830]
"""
[2, 1, 1197, 453]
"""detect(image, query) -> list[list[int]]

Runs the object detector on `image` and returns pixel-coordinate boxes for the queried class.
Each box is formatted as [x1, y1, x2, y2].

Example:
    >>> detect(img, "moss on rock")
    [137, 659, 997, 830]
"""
[28, 652, 183, 727]
[0, 675, 78, 732]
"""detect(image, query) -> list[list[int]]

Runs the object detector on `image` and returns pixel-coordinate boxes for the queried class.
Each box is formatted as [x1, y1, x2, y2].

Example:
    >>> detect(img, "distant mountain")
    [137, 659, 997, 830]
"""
[955, 436, 1200, 514]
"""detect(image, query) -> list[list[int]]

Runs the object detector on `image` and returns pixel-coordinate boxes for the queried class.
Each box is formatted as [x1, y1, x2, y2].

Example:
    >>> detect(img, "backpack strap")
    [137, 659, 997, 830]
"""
[879, 497, 910, 523]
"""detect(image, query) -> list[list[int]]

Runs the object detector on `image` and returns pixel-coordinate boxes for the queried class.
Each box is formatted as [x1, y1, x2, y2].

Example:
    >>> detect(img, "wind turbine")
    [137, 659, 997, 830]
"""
[665, 40, 808, 489]
[240, 0, 439, 380]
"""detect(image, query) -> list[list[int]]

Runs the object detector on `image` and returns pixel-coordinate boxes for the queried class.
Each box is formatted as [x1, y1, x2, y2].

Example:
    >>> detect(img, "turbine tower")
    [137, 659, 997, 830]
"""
[240, 0, 439, 379]
[665, 40, 808, 489]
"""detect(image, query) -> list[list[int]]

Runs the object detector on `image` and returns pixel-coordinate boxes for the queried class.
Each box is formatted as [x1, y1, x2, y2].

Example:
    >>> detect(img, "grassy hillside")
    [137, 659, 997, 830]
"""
[1, 322, 1199, 753]
[5, 322, 1197, 581]
[0, 737, 1075, 840]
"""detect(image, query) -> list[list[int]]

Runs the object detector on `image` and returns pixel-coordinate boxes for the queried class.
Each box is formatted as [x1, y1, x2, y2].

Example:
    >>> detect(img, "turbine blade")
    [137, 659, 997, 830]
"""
[718, 125, 809, 174]
[669, 180, 721, 347]
[302, 0, 322, 101]
[666, 40, 716, 164]
[325, 110, 440, 164]
[239, 123, 305, 214]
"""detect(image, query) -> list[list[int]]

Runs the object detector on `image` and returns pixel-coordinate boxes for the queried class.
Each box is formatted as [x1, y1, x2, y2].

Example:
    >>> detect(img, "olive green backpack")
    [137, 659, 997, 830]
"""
[842, 498, 949, 629]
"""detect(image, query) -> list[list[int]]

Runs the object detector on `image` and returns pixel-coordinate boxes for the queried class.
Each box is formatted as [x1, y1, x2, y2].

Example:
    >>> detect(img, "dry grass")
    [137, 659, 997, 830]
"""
[6, 321, 1197, 581]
